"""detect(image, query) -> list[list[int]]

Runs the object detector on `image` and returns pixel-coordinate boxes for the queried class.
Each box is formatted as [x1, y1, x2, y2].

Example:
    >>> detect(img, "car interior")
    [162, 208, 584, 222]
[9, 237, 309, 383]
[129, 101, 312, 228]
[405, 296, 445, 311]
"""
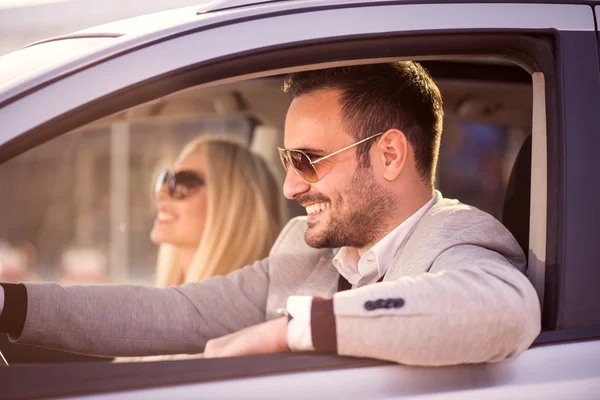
[0, 57, 533, 364]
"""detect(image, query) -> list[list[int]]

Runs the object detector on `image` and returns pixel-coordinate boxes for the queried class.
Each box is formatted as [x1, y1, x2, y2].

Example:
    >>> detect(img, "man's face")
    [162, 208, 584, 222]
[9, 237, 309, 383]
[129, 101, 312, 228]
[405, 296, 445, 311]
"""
[283, 89, 393, 249]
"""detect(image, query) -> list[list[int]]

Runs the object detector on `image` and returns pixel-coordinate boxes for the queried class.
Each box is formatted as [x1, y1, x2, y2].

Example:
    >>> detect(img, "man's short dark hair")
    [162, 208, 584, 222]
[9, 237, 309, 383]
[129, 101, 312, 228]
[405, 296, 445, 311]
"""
[283, 62, 443, 186]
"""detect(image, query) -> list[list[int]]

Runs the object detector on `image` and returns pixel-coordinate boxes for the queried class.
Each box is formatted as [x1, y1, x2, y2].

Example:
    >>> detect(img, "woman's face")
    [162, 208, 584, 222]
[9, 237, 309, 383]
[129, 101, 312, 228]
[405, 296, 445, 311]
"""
[150, 149, 208, 249]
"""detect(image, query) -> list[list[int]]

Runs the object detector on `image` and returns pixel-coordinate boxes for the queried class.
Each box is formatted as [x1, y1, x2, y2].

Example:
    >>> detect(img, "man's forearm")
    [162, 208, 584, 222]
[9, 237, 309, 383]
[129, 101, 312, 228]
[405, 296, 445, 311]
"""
[0, 283, 27, 338]
[3, 258, 269, 357]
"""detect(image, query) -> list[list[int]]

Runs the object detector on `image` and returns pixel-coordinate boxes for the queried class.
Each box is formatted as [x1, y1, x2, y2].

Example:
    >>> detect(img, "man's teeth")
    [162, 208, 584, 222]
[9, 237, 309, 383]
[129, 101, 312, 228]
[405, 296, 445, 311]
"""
[306, 202, 330, 215]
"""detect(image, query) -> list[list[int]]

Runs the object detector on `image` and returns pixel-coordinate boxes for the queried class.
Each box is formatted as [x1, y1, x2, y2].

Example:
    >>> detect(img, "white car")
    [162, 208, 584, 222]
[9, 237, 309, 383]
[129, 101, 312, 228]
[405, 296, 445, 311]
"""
[0, 0, 599, 398]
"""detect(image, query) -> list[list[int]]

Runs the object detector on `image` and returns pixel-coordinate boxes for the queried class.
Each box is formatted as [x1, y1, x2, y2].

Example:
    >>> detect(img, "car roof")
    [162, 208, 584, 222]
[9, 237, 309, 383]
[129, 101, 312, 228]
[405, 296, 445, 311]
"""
[18, 0, 600, 39]
[196, 0, 600, 14]
[0, 0, 597, 105]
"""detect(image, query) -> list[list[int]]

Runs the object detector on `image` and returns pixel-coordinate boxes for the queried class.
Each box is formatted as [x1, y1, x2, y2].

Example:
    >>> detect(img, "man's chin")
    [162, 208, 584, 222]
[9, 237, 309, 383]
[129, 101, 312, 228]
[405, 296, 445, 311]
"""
[304, 224, 322, 248]
[304, 223, 334, 249]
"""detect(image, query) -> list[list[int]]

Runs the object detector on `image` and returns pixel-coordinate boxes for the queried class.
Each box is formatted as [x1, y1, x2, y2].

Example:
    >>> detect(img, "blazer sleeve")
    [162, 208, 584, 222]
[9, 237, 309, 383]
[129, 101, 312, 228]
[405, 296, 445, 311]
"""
[328, 244, 541, 366]
[13, 258, 270, 357]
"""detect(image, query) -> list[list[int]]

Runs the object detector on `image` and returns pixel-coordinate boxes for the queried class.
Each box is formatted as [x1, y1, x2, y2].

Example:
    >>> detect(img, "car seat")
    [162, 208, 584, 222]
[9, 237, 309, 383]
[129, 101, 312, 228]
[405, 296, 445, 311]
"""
[502, 134, 532, 257]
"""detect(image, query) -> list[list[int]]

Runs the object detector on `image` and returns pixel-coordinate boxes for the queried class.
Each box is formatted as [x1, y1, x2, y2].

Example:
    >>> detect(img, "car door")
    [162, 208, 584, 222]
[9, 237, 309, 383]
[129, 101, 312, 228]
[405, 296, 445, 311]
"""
[1, 1, 600, 399]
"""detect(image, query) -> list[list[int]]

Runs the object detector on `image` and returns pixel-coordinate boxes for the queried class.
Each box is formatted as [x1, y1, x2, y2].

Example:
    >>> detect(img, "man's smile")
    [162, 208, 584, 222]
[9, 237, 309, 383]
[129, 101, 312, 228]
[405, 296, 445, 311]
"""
[305, 201, 330, 222]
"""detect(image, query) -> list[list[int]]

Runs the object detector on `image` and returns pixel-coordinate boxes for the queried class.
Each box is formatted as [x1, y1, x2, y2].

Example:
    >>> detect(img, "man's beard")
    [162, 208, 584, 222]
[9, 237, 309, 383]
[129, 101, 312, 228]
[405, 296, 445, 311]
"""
[304, 166, 395, 249]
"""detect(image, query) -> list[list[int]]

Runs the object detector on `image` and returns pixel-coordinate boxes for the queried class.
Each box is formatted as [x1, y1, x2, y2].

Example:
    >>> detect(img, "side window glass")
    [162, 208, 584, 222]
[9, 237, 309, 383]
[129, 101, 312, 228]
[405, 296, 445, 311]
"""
[0, 60, 534, 288]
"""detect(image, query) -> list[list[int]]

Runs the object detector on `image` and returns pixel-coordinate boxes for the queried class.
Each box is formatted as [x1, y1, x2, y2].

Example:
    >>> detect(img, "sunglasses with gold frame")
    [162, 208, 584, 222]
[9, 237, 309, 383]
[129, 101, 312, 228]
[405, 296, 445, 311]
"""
[278, 131, 385, 183]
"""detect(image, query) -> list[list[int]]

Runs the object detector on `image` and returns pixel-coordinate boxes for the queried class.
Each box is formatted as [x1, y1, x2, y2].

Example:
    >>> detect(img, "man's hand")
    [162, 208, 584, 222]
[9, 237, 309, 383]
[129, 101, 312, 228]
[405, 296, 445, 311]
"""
[204, 317, 290, 358]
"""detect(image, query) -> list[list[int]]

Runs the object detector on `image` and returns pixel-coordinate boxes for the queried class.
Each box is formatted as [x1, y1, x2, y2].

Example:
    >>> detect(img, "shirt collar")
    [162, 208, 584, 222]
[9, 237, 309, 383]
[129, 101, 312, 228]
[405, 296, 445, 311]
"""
[333, 195, 435, 286]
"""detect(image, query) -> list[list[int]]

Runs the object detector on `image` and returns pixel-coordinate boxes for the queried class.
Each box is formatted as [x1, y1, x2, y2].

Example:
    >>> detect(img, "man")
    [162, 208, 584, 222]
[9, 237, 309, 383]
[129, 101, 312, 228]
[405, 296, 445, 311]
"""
[0, 62, 540, 366]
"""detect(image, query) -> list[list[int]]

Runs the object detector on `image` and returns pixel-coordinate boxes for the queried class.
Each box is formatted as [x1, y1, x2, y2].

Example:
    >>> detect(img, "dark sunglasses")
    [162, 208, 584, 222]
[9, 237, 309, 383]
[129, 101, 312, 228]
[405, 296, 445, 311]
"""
[278, 132, 384, 183]
[153, 169, 205, 200]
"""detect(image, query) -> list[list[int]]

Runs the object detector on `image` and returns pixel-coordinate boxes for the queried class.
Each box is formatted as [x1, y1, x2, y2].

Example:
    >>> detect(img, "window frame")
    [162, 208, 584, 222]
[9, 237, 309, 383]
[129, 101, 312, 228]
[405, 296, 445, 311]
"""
[2, 3, 600, 398]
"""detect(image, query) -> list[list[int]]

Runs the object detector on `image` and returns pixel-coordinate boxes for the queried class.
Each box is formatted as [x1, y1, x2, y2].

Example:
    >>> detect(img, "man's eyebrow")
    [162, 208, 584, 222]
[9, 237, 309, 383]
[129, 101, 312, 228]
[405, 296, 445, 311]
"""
[294, 147, 328, 155]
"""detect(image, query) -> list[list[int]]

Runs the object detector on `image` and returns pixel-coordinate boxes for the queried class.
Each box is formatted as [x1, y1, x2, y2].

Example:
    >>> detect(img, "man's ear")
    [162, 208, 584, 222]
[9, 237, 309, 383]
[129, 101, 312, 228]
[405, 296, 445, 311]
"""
[376, 129, 408, 181]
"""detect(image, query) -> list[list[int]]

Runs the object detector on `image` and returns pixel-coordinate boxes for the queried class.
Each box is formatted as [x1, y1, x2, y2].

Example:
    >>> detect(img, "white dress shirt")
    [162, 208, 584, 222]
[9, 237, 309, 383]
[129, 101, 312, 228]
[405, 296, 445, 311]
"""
[286, 196, 435, 351]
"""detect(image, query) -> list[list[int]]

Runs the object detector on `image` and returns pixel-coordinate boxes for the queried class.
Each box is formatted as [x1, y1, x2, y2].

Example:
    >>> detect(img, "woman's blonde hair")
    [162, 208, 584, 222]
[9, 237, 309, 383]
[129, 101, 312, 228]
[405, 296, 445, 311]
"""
[155, 136, 283, 287]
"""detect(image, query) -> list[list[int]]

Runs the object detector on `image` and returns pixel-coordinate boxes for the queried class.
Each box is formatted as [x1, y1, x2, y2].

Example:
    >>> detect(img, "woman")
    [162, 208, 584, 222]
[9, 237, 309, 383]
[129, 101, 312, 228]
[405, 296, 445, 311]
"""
[152, 136, 283, 287]
[116, 136, 283, 362]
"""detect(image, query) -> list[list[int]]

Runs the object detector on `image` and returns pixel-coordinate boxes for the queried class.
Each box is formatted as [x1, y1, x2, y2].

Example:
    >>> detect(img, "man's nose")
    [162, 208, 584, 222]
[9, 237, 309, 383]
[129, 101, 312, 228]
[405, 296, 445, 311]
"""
[282, 168, 311, 200]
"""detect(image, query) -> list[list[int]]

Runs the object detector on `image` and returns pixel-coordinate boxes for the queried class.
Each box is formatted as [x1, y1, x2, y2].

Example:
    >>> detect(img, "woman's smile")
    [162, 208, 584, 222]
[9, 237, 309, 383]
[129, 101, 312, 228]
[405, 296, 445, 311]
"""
[155, 207, 178, 225]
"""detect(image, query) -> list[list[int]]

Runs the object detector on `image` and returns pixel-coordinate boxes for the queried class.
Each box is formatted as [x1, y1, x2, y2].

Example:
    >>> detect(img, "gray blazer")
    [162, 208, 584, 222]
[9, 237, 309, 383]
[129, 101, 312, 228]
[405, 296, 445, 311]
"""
[18, 192, 541, 366]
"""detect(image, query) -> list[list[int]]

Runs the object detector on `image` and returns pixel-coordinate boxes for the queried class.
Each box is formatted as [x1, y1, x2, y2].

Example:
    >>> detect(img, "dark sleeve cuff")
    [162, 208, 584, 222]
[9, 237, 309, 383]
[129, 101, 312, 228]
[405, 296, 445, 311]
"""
[0, 283, 28, 338]
[310, 297, 337, 353]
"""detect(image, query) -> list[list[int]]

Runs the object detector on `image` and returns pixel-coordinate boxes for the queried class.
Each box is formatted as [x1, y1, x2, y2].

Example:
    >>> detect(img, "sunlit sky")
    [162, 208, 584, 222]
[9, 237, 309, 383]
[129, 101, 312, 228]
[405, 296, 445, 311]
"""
[0, 0, 70, 9]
